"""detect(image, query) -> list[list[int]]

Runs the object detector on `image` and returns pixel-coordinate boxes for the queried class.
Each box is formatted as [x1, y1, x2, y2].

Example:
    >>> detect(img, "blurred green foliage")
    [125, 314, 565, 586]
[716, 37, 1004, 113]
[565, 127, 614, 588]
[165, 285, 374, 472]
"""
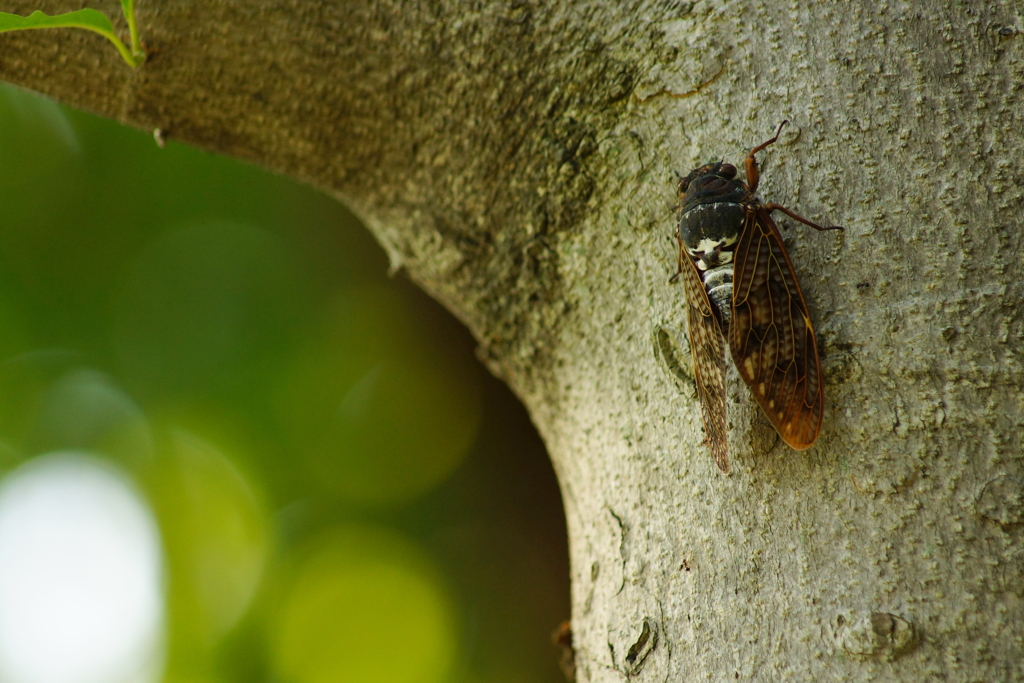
[0, 82, 568, 683]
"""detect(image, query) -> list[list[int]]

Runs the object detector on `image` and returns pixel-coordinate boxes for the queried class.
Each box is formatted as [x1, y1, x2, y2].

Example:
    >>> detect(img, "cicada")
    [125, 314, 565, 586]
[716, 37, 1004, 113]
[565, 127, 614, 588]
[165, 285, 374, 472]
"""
[671, 121, 842, 473]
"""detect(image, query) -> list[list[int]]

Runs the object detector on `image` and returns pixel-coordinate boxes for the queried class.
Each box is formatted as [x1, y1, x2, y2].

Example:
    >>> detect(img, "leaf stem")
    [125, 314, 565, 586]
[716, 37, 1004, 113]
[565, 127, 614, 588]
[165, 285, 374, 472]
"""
[120, 0, 145, 64]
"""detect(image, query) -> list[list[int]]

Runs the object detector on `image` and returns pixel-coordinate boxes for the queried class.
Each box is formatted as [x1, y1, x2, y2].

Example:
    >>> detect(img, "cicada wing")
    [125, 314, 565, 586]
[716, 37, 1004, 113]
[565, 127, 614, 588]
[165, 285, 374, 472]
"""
[730, 207, 825, 450]
[679, 254, 730, 472]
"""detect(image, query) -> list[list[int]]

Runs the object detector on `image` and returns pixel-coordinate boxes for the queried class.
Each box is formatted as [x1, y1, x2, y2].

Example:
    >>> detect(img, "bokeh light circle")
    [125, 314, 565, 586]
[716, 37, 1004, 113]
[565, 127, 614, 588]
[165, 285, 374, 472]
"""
[0, 452, 164, 683]
[146, 425, 270, 649]
[114, 221, 307, 397]
[274, 286, 481, 507]
[272, 524, 457, 683]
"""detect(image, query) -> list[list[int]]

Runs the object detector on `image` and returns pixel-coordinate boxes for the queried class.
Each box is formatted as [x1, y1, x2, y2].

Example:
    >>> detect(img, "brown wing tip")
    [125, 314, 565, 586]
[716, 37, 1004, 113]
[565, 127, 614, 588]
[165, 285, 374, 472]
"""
[713, 450, 731, 474]
[780, 422, 822, 451]
[702, 433, 731, 473]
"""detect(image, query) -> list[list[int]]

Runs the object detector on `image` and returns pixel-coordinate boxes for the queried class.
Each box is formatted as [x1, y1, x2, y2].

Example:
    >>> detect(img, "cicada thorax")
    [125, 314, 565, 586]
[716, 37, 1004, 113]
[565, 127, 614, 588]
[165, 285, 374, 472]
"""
[675, 161, 751, 331]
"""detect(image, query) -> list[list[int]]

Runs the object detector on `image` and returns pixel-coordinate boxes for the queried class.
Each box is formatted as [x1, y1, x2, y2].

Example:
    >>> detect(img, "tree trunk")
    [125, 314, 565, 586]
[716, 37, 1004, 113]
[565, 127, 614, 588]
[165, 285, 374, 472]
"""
[3, 0, 1023, 679]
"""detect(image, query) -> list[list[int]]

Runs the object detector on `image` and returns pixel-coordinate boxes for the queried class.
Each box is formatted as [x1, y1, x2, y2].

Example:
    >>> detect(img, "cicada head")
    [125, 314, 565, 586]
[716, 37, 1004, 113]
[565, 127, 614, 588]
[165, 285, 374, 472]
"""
[677, 162, 746, 210]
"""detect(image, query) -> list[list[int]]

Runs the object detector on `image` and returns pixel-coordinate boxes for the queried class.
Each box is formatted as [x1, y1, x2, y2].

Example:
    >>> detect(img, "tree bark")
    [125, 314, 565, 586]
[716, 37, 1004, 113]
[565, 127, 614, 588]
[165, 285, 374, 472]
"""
[3, 0, 1024, 679]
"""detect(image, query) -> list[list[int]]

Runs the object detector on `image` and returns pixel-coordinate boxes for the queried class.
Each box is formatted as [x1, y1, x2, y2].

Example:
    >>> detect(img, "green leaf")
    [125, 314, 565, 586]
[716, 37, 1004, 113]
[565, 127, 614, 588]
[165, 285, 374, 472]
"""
[0, 9, 116, 35]
[0, 9, 141, 67]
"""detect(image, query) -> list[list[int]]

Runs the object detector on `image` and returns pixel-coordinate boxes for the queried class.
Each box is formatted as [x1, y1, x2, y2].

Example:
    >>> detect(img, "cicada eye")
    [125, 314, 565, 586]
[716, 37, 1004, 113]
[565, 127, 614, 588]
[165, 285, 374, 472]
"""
[718, 163, 737, 178]
[677, 169, 700, 194]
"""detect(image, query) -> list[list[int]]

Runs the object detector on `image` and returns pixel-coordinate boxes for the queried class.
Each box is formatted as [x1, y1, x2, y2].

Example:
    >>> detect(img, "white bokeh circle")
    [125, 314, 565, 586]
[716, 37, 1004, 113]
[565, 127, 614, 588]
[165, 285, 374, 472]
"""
[0, 453, 164, 683]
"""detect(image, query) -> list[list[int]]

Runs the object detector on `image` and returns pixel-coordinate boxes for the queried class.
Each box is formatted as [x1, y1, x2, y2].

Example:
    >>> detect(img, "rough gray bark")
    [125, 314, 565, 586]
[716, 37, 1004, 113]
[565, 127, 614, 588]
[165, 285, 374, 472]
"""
[3, 0, 1024, 679]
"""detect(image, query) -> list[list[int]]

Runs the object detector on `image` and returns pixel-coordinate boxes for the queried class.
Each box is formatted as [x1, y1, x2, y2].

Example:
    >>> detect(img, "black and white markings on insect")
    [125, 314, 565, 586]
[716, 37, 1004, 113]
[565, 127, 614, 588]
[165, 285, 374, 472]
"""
[670, 121, 843, 474]
[676, 170, 748, 330]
